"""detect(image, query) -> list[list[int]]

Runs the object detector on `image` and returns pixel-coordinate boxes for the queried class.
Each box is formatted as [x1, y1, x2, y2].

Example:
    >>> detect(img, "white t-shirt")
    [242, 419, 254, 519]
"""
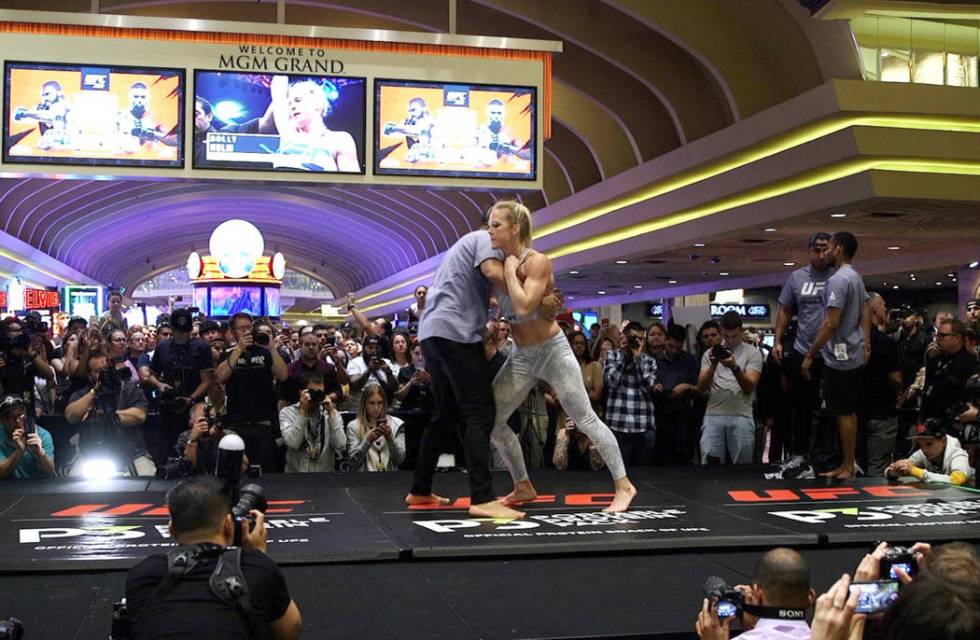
[346, 355, 398, 409]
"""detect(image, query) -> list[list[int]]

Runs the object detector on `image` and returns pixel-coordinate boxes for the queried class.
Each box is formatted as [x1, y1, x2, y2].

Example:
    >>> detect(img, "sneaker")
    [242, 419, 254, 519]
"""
[779, 455, 807, 471]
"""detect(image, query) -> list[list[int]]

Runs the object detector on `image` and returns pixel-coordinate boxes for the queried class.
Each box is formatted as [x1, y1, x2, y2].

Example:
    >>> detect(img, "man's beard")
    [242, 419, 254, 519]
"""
[131, 104, 146, 118]
[489, 120, 502, 133]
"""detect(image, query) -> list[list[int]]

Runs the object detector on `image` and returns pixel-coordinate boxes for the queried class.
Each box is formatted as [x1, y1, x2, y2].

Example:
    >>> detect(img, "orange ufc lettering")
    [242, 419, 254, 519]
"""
[863, 486, 931, 498]
[564, 493, 614, 506]
[800, 487, 860, 500]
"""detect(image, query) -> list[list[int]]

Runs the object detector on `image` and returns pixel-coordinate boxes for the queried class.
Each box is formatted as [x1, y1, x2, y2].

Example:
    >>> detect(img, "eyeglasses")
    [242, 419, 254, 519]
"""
[936, 332, 959, 339]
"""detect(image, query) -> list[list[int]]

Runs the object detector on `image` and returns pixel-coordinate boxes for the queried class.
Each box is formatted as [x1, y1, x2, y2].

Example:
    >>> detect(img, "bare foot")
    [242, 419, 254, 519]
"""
[500, 480, 537, 507]
[469, 500, 526, 519]
[603, 480, 637, 513]
[405, 493, 451, 506]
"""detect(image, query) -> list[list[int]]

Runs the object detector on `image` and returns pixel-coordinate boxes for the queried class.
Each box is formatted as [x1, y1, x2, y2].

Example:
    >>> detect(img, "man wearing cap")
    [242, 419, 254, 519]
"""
[141, 308, 214, 465]
[0, 395, 55, 479]
[346, 334, 397, 410]
[885, 420, 974, 485]
[772, 232, 835, 463]
[966, 299, 980, 323]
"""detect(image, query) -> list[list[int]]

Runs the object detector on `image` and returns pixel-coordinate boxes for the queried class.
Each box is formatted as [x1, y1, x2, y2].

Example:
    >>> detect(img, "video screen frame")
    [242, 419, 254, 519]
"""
[373, 77, 538, 181]
[2, 60, 185, 169]
[192, 69, 367, 175]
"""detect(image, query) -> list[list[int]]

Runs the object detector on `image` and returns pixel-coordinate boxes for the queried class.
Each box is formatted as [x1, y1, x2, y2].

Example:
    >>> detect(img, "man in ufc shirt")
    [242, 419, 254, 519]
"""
[773, 232, 834, 461]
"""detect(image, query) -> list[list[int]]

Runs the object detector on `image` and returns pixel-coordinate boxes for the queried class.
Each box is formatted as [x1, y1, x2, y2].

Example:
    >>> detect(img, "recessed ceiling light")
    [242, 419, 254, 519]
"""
[764, 227, 777, 232]
[568, 296, 575, 300]
[887, 246, 901, 250]
[935, 282, 942, 286]
[830, 213, 847, 218]
[597, 290, 606, 295]
[719, 272, 730, 276]
[784, 262, 795, 266]
[667, 279, 678, 284]
[953, 278, 958, 282]
[569, 270, 580, 275]
[948, 273, 956, 277]
[892, 285, 899, 289]
[970, 261, 979, 268]
[633, 285, 643, 289]
[615, 260, 629, 265]
[693, 242, 706, 247]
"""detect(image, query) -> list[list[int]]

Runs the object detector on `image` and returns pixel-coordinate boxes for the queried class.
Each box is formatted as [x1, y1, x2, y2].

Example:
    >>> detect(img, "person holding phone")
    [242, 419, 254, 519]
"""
[345, 386, 405, 472]
[0, 394, 55, 479]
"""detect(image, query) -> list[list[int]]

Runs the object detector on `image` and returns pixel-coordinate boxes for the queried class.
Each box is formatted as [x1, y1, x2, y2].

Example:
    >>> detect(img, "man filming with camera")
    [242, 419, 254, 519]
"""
[602, 321, 658, 466]
[696, 548, 815, 640]
[279, 371, 346, 473]
[124, 475, 302, 639]
[216, 312, 289, 472]
[163, 402, 250, 477]
[0, 394, 55, 479]
[65, 348, 152, 476]
[697, 313, 764, 465]
[346, 334, 397, 410]
[141, 308, 214, 467]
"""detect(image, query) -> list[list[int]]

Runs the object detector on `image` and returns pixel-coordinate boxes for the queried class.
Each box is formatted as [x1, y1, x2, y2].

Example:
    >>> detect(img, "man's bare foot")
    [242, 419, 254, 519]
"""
[405, 493, 451, 506]
[603, 480, 637, 513]
[469, 500, 526, 519]
[818, 466, 855, 480]
[499, 480, 537, 507]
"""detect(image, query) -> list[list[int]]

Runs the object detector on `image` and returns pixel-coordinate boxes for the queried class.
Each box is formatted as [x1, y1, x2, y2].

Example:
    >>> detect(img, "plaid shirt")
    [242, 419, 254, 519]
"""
[603, 349, 657, 433]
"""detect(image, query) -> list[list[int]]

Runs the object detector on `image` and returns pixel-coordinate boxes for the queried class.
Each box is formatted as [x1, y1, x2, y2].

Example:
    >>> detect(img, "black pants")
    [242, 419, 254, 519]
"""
[784, 350, 823, 456]
[411, 337, 496, 505]
[228, 420, 278, 472]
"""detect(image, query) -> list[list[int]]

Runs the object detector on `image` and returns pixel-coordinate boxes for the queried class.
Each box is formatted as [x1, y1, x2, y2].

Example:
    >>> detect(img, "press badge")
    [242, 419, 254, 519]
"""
[833, 343, 848, 361]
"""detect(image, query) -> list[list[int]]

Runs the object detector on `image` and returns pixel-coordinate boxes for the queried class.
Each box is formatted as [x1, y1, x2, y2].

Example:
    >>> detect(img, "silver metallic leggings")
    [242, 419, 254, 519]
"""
[491, 331, 627, 482]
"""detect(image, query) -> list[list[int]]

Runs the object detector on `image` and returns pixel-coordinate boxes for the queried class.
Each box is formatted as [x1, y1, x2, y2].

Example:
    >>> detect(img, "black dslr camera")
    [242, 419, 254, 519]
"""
[704, 576, 745, 619]
[625, 335, 642, 351]
[0, 617, 23, 640]
[308, 388, 326, 406]
[880, 545, 918, 579]
[251, 330, 270, 347]
[232, 484, 268, 547]
[711, 345, 732, 361]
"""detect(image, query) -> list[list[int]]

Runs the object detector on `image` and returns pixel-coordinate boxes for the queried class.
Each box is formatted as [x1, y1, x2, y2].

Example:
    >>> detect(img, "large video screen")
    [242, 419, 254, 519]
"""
[374, 79, 536, 181]
[193, 71, 365, 174]
[3, 61, 184, 168]
[209, 286, 263, 317]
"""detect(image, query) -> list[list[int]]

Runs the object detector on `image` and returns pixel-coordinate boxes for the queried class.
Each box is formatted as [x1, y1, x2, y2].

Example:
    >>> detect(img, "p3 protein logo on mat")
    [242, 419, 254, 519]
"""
[411, 509, 710, 538]
[768, 499, 980, 526]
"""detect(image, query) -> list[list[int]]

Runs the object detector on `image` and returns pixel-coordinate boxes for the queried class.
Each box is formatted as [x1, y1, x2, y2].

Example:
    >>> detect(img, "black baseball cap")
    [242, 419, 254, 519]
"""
[0, 394, 26, 417]
[966, 299, 979, 311]
[909, 419, 946, 440]
[199, 320, 221, 335]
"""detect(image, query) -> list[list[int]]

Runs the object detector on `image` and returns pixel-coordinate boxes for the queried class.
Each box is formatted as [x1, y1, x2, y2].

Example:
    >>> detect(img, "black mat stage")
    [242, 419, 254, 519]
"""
[1, 468, 979, 638]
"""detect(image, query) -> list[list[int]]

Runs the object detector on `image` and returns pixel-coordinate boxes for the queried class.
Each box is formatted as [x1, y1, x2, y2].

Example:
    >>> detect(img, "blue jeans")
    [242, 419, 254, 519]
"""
[700, 415, 755, 465]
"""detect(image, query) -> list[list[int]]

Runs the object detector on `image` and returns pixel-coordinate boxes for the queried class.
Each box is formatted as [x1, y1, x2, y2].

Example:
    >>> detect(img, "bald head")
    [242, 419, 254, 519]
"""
[754, 548, 812, 608]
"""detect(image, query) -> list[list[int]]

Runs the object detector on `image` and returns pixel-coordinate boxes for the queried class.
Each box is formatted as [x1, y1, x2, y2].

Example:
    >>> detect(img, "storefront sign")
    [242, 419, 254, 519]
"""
[710, 303, 770, 320]
[24, 288, 60, 310]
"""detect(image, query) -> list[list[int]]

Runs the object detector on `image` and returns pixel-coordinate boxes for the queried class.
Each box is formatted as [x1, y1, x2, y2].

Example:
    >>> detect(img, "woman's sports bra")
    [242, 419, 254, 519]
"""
[498, 248, 545, 324]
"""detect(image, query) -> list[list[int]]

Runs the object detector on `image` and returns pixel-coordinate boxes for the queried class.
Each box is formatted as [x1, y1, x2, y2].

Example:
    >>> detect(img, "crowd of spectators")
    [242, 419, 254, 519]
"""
[1, 234, 979, 483]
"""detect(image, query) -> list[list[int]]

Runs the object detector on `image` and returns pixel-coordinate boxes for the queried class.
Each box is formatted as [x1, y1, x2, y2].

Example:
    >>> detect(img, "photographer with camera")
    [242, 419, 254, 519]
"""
[602, 321, 658, 466]
[279, 371, 345, 473]
[346, 334, 397, 410]
[696, 548, 815, 640]
[345, 386, 405, 472]
[65, 349, 152, 476]
[278, 331, 345, 411]
[885, 419, 974, 485]
[0, 317, 55, 407]
[124, 475, 302, 639]
[216, 313, 288, 472]
[164, 402, 250, 477]
[552, 409, 604, 471]
[0, 394, 55, 479]
[141, 309, 214, 466]
[697, 313, 764, 465]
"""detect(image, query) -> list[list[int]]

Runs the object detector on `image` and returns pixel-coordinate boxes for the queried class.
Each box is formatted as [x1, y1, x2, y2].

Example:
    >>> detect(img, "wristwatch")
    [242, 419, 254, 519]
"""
[731, 365, 742, 375]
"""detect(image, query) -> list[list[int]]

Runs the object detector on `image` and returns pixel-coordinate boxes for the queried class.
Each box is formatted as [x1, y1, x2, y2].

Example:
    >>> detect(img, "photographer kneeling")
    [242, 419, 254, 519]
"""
[696, 547, 815, 640]
[125, 476, 302, 639]
[65, 349, 152, 476]
[161, 403, 250, 478]
[279, 371, 345, 473]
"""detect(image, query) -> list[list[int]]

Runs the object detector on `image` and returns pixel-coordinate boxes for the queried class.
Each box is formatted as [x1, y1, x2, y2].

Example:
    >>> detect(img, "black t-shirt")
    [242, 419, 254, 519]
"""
[68, 379, 149, 459]
[861, 326, 901, 419]
[125, 547, 291, 639]
[223, 346, 276, 423]
[922, 348, 978, 420]
[0, 354, 39, 395]
[150, 338, 214, 399]
[396, 364, 434, 412]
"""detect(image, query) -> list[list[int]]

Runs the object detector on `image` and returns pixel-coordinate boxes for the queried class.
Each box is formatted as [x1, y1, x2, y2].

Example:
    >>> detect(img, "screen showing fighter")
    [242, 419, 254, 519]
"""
[375, 79, 536, 181]
[3, 62, 184, 168]
[193, 71, 365, 174]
